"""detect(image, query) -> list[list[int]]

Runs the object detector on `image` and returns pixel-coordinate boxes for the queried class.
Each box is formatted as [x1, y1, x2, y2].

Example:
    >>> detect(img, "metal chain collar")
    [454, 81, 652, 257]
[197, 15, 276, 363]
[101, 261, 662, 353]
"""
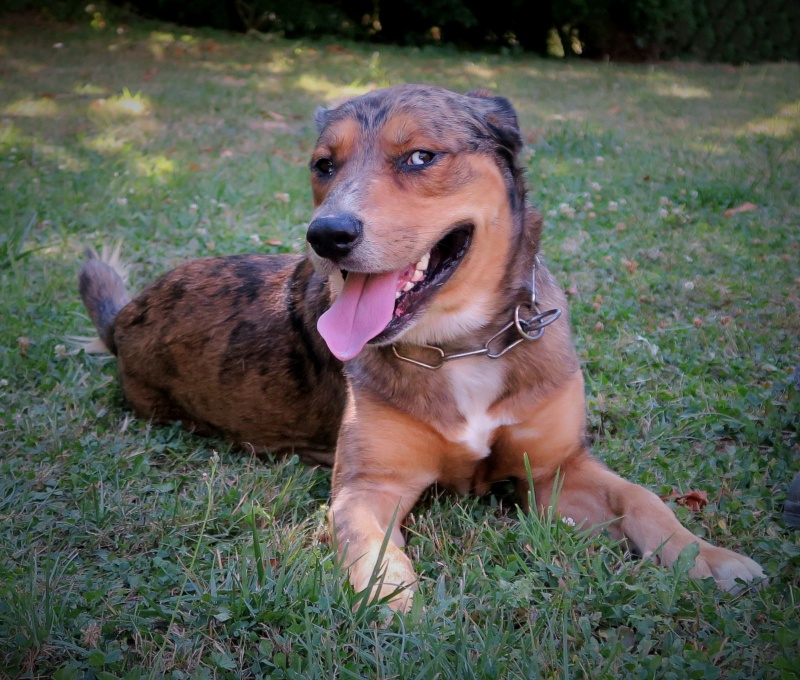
[391, 259, 562, 370]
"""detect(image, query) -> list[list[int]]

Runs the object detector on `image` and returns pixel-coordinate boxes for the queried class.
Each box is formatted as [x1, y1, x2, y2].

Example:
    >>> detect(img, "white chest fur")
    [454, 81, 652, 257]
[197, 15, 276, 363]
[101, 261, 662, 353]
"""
[444, 358, 515, 456]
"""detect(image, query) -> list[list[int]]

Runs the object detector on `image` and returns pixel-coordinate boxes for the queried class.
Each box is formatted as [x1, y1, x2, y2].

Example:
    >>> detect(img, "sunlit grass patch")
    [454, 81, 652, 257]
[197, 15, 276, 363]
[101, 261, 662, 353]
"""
[132, 153, 175, 179]
[73, 83, 109, 96]
[294, 72, 374, 101]
[745, 100, 800, 137]
[3, 97, 59, 117]
[652, 83, 712, 99]
[89, 88, 151, 118]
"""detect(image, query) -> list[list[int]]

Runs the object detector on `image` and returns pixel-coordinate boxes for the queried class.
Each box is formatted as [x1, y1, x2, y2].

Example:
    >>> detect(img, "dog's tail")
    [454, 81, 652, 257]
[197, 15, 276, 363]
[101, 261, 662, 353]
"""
[77, 242, 131, 355]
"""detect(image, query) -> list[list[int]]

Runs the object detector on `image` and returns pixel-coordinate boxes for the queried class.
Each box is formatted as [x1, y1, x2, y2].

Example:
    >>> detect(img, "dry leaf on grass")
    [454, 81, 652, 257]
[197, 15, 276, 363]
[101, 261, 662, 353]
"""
[723, 202, 757, 218]
[660, 489, 709, 512]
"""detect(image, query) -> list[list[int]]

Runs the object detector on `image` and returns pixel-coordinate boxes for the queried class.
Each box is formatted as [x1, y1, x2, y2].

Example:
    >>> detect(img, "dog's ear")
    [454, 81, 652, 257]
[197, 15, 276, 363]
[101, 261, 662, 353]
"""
[314, 106, 331, 133]
[466, 89, 523, 156]
[525, 205, 543, 245]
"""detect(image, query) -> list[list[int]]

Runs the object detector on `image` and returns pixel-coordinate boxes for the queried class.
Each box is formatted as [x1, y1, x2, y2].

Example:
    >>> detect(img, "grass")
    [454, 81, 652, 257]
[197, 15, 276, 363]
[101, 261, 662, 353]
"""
[1, 10, 799, 679]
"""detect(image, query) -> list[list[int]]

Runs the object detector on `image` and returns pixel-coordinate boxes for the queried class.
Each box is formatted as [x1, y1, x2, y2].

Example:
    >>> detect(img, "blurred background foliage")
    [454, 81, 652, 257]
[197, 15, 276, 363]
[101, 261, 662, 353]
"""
[5, 0, 800, 63]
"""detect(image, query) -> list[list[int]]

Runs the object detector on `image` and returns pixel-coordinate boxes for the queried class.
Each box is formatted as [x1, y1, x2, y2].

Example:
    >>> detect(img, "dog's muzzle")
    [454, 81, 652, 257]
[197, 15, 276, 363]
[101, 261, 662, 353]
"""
[306, 214, 363, 262]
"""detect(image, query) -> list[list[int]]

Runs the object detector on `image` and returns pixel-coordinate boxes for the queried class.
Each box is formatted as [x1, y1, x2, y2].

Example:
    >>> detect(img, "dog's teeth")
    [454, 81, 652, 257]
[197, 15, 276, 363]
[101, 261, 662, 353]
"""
[402, 281, 415, 292]
[415, 252, 430, 271]
[412, 269, 424, 282]
[395, 291, 401, 299]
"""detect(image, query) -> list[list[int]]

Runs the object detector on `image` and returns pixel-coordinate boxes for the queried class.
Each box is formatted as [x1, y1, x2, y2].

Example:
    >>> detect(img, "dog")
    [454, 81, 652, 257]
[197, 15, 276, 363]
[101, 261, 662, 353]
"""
[79, 84, 764, 611]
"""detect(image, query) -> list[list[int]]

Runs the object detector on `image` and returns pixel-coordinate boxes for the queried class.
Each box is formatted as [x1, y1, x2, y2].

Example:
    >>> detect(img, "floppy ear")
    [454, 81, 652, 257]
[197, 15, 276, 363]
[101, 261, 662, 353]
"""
[314, 106, 331, 133]
[524, 204, 543, 247]
[466, 89, 523, 156]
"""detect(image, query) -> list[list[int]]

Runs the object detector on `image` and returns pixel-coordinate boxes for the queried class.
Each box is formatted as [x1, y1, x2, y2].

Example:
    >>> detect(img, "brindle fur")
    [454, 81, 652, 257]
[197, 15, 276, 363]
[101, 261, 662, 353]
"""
[80, 84, 763, 611]
[80, 253, 344, 465]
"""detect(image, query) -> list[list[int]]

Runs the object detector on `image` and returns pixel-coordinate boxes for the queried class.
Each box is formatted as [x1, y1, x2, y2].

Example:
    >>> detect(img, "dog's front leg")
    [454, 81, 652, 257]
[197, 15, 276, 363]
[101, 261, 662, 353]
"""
[535, 453, 766, 590]
[504, 372, 765, 590]
[328, 393, 440, 612]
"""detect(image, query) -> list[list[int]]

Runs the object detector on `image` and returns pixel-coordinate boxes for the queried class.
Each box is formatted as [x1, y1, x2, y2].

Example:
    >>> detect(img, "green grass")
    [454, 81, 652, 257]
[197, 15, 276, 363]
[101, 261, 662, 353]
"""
[1, 11, 799, 679]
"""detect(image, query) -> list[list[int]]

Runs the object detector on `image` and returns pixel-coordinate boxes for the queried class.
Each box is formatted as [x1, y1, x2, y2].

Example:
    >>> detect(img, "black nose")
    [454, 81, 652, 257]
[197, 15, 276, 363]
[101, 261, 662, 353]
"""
[306, 214, 363, 261]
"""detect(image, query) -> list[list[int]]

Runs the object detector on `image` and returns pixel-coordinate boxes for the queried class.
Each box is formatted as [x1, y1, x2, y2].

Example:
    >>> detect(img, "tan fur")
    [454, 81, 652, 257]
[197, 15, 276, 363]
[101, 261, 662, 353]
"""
[79, 85, 764, 612]
[312, 86, 763, 609]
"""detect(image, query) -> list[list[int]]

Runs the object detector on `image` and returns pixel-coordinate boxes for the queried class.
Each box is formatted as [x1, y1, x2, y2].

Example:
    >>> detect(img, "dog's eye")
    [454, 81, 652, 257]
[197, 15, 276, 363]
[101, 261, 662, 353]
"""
[407, 151, 435, 166]
[313, 158, 334, 175]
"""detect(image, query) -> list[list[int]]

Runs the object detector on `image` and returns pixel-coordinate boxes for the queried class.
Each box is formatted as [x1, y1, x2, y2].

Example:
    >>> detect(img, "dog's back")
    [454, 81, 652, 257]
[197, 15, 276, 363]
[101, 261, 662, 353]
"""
[78, 251, 345, 465]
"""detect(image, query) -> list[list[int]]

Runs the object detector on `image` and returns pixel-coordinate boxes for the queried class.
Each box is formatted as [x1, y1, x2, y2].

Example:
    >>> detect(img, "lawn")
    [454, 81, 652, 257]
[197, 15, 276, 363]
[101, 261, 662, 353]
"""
[1, 11, 799, 680]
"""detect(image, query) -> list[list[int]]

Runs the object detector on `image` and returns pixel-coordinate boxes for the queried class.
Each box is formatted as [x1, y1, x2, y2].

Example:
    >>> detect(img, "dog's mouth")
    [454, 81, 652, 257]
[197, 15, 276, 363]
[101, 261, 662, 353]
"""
[317, 224, 473, 361]
[377, 224, 473, 342]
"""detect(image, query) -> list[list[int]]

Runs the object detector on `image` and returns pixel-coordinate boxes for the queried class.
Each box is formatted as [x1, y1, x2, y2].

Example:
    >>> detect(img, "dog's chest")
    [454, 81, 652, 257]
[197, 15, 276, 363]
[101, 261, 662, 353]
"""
[442, 359, 514, 456]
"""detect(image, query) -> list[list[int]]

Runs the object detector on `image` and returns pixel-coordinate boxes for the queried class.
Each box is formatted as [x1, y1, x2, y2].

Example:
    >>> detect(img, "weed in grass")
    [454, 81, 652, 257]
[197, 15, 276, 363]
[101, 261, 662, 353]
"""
[0, 212, 43, 270]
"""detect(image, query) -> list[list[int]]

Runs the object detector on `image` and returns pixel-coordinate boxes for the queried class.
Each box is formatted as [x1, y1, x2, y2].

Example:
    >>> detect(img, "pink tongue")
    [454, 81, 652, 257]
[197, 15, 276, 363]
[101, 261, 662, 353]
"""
[318, 270, 401, 361]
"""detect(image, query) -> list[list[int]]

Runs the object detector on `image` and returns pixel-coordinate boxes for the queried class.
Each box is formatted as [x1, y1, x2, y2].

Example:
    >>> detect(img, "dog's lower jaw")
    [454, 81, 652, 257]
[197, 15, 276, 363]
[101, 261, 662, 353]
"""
[391, 289, 495, 349]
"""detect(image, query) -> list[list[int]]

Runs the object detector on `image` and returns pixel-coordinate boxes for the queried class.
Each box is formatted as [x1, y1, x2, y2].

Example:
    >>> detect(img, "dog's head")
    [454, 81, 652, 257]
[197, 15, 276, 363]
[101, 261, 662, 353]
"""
[306, 84, 530, 361]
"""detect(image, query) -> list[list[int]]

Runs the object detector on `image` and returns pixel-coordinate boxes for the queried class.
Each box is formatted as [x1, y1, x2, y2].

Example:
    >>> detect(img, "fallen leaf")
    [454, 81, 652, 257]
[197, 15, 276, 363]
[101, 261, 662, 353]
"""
[325, 44, 353, 54]
[248, 120, 289, 132]
[18, 337, 30, 357]
[723, 202, 757, 218]
[266, 239, 283, 246]
[524, 127, 543, 144]
[660, 489, 709, 512]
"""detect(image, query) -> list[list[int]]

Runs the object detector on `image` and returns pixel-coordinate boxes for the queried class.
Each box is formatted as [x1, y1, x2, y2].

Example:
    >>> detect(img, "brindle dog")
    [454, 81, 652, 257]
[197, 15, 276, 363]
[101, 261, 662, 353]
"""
[79, 84, 764, 611]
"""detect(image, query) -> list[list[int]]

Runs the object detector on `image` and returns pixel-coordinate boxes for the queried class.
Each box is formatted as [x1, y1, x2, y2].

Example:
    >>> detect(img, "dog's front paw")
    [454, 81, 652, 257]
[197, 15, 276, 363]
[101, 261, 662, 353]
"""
[349, 545, 417, 613]
[693, 542, 765, 592]
[642, 529, 766, 592]
[647, 538, 765, 592]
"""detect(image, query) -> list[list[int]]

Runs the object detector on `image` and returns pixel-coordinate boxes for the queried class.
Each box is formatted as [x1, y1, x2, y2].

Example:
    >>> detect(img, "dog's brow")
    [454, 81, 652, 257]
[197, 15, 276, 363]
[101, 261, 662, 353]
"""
[380, 114, 412, 146]
[317, 118, 361, 157]
[390, 130, 413, 148]
[383, 115, 436, 150]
